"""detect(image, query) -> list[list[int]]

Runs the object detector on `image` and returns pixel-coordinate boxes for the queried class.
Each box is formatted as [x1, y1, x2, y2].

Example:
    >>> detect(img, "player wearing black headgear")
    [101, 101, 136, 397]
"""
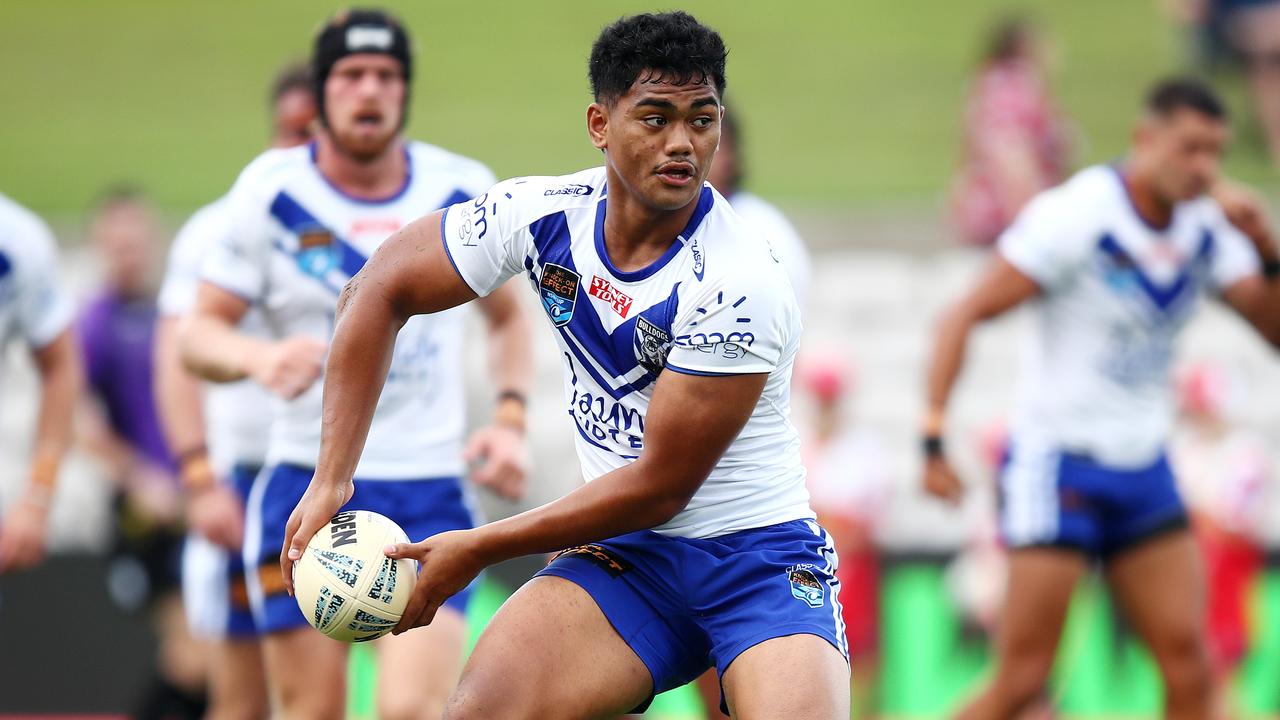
[179, 7, 534, 720]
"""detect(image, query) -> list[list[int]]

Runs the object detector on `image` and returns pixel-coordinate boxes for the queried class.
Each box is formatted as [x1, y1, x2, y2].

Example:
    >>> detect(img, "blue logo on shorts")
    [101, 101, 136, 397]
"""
[787, 565, 825, 608]
[539, 263, 580, 327]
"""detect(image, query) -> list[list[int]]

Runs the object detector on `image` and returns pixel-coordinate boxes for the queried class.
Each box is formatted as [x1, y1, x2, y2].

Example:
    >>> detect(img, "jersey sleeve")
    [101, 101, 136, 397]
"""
[1206, 205, 1261, 292]
[198, 169, 275, 303]
[666, 264, 799, 376]
[996, 187, 1093, 292]
[158, 202, 227, 316]
[439, 179, 532, 297]
[13, 218, 74, 348]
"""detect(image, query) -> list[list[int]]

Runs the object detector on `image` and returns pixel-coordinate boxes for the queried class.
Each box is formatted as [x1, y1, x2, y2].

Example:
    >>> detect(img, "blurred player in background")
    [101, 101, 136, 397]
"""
[180, 10, 532, 719]
[1172, 361, 1271, 719]
[79, 187, 207, 718]
[922, 78, 1280, 719]
[282, 11, 850, 719]
[950, 15, 1072, 247]
[706, 103, 812, 309]
[155, 62, 315, 720]
[0, 194, 79, 574]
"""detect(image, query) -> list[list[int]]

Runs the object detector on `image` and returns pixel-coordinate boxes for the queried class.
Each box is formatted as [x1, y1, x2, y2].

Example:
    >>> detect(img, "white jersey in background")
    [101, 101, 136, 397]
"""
[201, 142, 495, 478]
[728, 191, 811, 311]
[0, 193, 74, 369]
[441, 167, 812, 538]
[998, 165, 1258, 467]
[159, 196, 273, 474]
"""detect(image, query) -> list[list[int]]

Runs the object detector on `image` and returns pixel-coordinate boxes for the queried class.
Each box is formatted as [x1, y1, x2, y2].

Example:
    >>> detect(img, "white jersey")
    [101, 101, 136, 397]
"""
[441, 167, 812, 538]
[201, 142, 495, 478]
[728, 191, 811, 310]
[159, 196, 273, 473]
[998, 165, 1259, 467]
[0, 193, 74, 364]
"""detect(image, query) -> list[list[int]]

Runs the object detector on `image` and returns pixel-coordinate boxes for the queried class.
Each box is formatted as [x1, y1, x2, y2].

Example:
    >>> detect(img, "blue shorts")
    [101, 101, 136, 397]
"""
[243, 463, 478, 634]
[537, 519, 849, 713]
[998, 445, 1188, 557]
[181, 463, 260, 638]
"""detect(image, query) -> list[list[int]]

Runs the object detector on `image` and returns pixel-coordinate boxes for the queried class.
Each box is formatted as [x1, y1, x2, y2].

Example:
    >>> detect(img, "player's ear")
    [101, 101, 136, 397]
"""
[587, 102, 609, 151]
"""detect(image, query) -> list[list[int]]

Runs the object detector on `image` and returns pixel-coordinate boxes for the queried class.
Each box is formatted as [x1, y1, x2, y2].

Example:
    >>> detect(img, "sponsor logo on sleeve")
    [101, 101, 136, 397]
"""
[588, 276, 634, 318]
[539, 263, 580, 327]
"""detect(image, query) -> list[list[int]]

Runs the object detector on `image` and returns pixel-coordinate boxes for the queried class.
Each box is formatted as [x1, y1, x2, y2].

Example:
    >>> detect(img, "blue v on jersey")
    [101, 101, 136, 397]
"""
[441, 167, 813, 539]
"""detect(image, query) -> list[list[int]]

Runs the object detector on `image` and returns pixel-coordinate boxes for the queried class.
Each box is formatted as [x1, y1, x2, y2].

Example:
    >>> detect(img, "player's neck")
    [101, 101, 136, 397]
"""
[1120, 163, 1174, 230]
[601, 184, 699, 273]
[314, 134, 408, 202]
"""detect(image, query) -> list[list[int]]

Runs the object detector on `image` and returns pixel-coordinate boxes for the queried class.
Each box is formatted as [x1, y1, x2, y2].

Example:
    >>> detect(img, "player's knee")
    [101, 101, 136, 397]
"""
[443, 683, 544, 720]
[1151, 632, 1211, 698]
[278, 679, 344, 720]
[994, 652, 1055, 704]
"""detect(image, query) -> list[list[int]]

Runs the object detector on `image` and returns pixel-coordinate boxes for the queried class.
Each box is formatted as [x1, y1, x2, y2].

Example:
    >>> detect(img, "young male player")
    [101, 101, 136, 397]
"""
[180, 10, 532, 720]
[155, 62, 315, 720]
[921, 79, 1280, 719]
[281, 12, 851, 719]
[0, 193, 79, 574]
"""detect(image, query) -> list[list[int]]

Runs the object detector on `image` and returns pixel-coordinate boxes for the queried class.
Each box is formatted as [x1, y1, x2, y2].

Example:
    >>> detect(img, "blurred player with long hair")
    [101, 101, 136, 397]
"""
[180, 10, 532, 719]
[921, 78, 1280, 719]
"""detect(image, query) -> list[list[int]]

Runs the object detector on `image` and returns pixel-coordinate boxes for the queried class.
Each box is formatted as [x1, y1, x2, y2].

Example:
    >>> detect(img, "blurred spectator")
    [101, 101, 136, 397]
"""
[0, 193, 80, 574]
[707, 103, 812, 311]
[1172, 361, 1270, 719]
[1173, 0, 1280, 165]
[798, 351, 892, 720]
[949, 16, 1072, 246]
[78, 186, 207, 720]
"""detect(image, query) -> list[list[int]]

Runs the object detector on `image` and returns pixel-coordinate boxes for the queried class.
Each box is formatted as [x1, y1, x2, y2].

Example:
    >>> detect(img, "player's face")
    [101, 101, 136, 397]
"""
[589, 73, 722, 212]
[324, 54, 405, 160]
[272, 88, 316, 149]
[1142, 109, 1229, 202]
[90, 201, 158, 296]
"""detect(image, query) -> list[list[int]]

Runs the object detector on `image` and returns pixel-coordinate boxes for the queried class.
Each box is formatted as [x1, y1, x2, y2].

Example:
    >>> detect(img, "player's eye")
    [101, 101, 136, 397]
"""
[642, 116, 668, 128]
[691, 116, 715, 128]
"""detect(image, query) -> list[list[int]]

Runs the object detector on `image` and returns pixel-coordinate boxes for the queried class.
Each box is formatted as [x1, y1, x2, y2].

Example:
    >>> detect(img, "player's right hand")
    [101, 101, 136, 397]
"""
[250, 336, 327, 399]
[187, 484, 245, 550]
[0, 494, 49, 574]
[922, 455, 965, 506]
[280, 475, 354, 596]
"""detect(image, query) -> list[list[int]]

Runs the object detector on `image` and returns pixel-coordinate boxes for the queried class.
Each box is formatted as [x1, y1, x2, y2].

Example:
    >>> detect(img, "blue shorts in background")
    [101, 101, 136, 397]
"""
[242, 463, 478, 634]
[537, 518, 848, 713]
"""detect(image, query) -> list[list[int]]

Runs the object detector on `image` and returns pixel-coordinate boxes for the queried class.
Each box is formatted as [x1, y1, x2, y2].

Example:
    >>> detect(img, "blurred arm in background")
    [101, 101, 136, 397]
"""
[0, 328, 80, 573]
[1213, 179, 1280, 347]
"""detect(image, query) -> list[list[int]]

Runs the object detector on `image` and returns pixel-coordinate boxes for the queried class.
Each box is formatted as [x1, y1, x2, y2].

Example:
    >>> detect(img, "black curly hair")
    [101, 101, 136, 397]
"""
[588, 12, 727, 105]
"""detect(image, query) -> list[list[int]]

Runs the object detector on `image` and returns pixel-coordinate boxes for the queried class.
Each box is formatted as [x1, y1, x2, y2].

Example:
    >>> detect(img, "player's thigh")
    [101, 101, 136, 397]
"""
[721, 634, 849, 720]
[1104, 530, 1205, 660]
[208, 637, 268, 719]
[446, 576, 652, 720]
[375, 606, 468, 720]
[994, 548, 1088, 666]
[261, 627, 347, 719]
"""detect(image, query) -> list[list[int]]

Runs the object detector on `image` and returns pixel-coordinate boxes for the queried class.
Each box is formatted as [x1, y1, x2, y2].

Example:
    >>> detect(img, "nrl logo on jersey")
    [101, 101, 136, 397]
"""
[633, 316, 672, 376]
[296, 226, 337, 278]
[786, 564, 825, 608]
[543, 183, 593, 197]
[539, 263, 580, 327]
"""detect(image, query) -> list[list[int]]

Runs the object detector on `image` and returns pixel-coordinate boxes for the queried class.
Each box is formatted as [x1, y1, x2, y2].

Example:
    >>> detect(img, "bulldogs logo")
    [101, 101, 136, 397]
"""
[633, 317, 672, 375]
[787, 565, 825, 609]
[539, 263, 580, 327]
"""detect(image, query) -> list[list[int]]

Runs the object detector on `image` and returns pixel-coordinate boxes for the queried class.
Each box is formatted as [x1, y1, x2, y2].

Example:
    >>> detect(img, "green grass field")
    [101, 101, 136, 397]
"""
[2, 0, 1272, 218]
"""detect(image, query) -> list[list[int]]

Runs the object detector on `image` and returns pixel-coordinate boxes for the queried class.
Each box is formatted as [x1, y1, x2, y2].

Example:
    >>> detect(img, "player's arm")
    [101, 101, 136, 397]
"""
[465, 282, 534, 499]
[0, 329, 81, 573]
[1213, 181, 1280, 348]
[921, 257, 1040, 503]
[179, 282, 326, 398]
[388, 368, 767, 632]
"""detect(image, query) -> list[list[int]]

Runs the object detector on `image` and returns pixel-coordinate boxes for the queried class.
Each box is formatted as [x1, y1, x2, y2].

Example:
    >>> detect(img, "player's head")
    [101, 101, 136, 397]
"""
[1132, 78, 1229, 203]
[706, 100, 743, 197]
[586, 12, 728, 212]
[312, 9, 412, 160]
[269, 62, 317, 148]
[88, 184, 159, 297]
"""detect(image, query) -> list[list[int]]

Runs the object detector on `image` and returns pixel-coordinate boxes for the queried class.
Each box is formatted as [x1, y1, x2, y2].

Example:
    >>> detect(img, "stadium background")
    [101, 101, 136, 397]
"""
[3, 0, 1280, 717]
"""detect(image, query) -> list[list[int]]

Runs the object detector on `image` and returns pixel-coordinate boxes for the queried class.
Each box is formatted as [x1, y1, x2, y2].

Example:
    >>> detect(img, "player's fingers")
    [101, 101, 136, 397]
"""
[393, 582, 433, 635]
[383, 541, 422, 559]
[462, 432, 484, 463]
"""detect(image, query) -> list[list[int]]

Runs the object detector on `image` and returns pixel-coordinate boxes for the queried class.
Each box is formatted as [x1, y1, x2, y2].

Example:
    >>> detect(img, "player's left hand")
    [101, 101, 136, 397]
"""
[0, 491, 50, 574]
[464, 424, 529, 501]
[385, 529, 486, 634]
[280, 475, 354, 596]
[1214, 179, 1275, 254]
